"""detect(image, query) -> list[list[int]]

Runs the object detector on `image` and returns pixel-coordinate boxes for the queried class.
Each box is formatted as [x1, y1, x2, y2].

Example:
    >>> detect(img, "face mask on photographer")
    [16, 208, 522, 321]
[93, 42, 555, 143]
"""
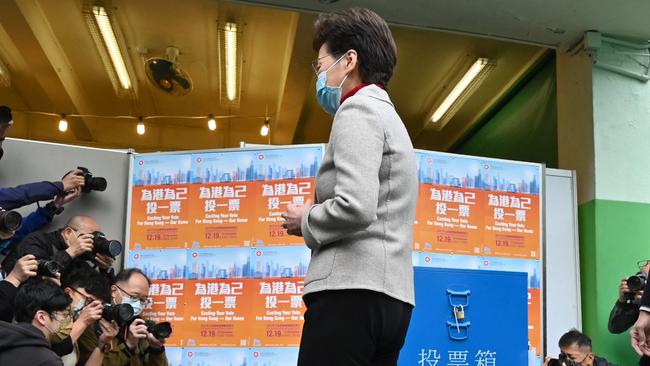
[114, 285, 146, 316]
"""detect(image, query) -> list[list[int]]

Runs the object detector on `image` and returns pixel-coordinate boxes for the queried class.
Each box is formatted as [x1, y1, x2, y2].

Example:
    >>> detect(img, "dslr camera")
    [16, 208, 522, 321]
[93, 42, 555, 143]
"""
[80, 232, 122, 262]
[144, 320, 173, 339]
[102, 303, 134, 326]
[76, 167, 107, 193]
[37, 260, 63, 278]
[0, 209, 22, 232]
[627, 271, 647, 295]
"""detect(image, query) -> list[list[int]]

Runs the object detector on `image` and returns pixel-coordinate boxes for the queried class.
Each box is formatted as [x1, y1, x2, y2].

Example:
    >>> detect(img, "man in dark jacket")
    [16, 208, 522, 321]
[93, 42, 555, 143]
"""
[0, 254, 38, 322]
[608, 261, 650, 365]
[0, 279, 72, 366]
[544, 329, 617, 366]
[2, 215, 115, 278]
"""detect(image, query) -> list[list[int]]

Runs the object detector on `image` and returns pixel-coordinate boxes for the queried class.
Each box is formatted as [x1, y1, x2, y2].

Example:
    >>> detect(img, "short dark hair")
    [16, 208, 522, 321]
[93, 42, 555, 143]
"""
[61, 261, 111, 303]
[14, 279, 72, 323]
[115, 268, 151, 287]
[559, 329, 592, 350]
[313, 7, 397, 87]
[0, 106, 11, 124]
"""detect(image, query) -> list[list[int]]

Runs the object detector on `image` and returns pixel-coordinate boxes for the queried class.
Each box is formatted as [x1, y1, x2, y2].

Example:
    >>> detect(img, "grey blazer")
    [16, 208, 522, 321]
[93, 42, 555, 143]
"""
[301, 84, 417, 305]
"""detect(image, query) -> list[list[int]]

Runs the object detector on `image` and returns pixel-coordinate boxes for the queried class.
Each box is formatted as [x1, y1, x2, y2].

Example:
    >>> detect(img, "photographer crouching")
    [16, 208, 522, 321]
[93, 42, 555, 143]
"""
[76, 268, 168, 366]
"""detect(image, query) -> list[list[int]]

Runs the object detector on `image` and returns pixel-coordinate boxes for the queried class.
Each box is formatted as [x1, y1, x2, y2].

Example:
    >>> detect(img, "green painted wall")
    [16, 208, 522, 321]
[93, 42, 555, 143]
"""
[579, 199, 650, 365]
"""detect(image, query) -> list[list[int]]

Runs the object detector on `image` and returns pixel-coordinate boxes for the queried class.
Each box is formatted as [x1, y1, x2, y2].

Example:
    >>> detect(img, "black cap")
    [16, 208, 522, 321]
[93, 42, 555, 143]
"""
[0, 106, 11, 124]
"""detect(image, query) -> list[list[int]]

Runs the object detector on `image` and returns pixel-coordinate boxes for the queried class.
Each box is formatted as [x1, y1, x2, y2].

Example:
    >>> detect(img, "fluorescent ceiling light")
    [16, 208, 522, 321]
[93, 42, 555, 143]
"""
[224, 22, 238, 101]
[431, 58, 489, 123]
[137, 122, 145, 135]
[91, 5, 132, 90]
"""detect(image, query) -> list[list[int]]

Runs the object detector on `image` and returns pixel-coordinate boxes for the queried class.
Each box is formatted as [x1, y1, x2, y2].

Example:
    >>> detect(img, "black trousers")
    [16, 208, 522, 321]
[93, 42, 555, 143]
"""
[297, 289, 413, 366]
[640, 355, 650, 366]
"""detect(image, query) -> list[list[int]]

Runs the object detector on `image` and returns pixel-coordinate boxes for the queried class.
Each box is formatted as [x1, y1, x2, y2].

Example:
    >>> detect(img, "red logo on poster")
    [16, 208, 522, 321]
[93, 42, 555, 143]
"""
[484, 261, 489, 266]
[426, 157, 432, 163]
[192, 252, 198, 258]
[484, 164, 490, 170]
[196, 157, 203, 163]
[138, 160, 144, 166]
[258, 154, 265, 160]
[256, 251, 262, 257]
[253, 352, 260, 358]
[424, 256, 430, 263]
[187, 351, 193, 357]
[133, 254, 140, 260]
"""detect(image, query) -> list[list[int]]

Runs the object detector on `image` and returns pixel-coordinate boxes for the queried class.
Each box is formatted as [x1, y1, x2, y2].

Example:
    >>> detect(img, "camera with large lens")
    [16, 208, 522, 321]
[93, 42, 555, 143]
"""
[91, 231, 122, 258]
[102, 303, 134, 326]
[37, 260, 62, 278]
[627, 271, 647, 293]
[0, 209, 22, 232]
[144, 320, 172, 339]
[77, 167, 107, 193]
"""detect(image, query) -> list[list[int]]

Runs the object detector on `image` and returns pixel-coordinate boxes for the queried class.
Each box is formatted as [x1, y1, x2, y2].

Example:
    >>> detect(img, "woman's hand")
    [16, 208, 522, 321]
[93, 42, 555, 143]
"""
[281, 199, 313, 236]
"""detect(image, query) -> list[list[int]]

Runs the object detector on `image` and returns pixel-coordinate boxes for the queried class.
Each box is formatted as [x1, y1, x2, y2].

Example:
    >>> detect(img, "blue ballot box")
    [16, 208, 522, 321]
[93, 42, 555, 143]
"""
[398, 267, 528, 366]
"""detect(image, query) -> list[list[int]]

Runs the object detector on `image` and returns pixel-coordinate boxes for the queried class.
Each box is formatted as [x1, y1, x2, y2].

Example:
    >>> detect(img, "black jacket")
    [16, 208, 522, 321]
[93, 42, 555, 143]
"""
[0, 280, 18, 322]
[595, 356, 617, 366]
[608, 300, 640, 334]
[0, 321, 63, 366]
[2, 229, 73, 275]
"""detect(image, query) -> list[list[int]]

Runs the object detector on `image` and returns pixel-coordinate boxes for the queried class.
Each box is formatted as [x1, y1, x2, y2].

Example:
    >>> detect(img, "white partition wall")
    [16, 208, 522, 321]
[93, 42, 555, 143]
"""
[0, 138, 131, 269]
[544, 168, 581, 355]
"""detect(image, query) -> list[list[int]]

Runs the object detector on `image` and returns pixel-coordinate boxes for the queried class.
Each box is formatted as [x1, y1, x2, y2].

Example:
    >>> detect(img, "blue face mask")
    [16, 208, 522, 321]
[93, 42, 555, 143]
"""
[316, 53, 349, 115]
[122, 297, 144, 316]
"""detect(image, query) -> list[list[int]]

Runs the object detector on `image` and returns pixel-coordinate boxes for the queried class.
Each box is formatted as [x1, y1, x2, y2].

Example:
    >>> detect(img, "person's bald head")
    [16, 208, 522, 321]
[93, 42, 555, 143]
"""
[65, 215, 100, 235]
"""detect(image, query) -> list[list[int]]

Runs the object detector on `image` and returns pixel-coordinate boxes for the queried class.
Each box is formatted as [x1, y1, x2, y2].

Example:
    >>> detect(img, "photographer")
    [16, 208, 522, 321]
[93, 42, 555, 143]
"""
[543, 329, 616, 366]
[0, 107, 85, 211]
[54, 262, 119, 366]
[0, 279, 72, 366]
[77, 268, 167, 366]
[3, 215, 117, 280]
[609, 259, 650, 364]
[0, 254, 38, 322]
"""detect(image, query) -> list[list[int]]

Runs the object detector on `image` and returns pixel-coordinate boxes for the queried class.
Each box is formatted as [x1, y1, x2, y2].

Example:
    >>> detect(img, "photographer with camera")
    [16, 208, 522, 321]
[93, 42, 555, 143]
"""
[543, 329, 616, 366]
[0, 254, 39, 322]
[0, 278, 71, 366]
[77, 268, 167, 366]
[2, 215, 121, 281]
[609, 259, 650, 364]
[46, 262, 119, 366]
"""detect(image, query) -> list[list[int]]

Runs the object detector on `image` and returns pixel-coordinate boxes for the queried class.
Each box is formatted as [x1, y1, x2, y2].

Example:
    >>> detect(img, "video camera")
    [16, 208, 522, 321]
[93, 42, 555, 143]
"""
[0, 209, 22, 232]
[144, 320, 173, 339]
[37, 259, 63, 278]
[76, 167, 107, 193]
[102, 303, 134, 326]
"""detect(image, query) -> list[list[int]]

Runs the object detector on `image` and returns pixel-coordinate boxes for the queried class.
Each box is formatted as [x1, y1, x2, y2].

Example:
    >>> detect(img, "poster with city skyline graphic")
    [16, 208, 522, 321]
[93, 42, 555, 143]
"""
[125, 146, 541, 363]
[414, 150, 543, 363]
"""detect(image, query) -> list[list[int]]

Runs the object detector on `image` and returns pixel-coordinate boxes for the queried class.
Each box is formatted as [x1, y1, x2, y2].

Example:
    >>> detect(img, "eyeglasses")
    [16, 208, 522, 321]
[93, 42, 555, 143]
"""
[638, 260, 650, 269]
[311, 54, 332, 75]
[70, 287, 98, 305]
[116, 285, 151, 305]
[50, 309, 72, 322]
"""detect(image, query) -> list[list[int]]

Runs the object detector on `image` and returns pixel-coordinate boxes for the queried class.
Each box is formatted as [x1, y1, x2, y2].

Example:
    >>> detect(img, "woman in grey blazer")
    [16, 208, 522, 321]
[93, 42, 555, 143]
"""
[282, 7, 418, 366]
